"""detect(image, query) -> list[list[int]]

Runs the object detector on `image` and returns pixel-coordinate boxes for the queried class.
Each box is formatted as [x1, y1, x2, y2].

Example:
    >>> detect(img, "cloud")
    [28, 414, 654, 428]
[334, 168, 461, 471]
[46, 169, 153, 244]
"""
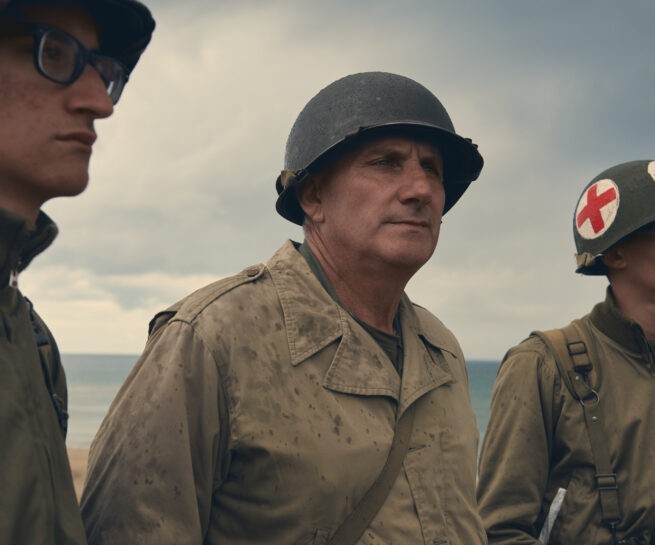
[406, 258, 608, 360]
[20, 264, 220, 354]
[23, 0, 655, 356]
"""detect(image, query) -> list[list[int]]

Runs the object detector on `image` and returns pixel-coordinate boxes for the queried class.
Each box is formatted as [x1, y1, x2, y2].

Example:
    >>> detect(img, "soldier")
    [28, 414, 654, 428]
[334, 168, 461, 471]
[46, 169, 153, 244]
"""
[81, 71, 486, 545]
[0, 1, 154, 543]
[478, 161, 655, 545]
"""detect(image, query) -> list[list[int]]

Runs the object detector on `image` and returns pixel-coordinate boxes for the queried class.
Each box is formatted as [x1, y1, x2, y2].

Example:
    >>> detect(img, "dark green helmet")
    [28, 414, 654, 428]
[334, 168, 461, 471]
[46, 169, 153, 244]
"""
[574, 160, 655, 275]
[275, 71, 484, 225]
[1, 0, 155, 74]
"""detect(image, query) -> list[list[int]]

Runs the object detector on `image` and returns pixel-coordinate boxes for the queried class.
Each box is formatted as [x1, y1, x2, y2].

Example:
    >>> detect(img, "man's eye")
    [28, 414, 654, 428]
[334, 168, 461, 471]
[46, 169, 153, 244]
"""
[371, 157, 396, 167]
[42, 44, 64, 60]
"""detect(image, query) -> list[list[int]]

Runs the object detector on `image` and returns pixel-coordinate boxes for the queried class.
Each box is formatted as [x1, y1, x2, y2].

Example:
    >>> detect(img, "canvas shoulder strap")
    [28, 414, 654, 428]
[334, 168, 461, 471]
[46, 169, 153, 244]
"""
[327, 402, 416, 545]
[534, 321, 621, 540]
[26, 299, 69, 435]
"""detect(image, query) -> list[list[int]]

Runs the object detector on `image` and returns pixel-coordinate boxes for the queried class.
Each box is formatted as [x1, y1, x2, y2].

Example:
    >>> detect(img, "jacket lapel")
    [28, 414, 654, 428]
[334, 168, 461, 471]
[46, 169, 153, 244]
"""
[267, 241, 455, 409]
[397, 295, 454, 414]
[322, 309, 401, 400]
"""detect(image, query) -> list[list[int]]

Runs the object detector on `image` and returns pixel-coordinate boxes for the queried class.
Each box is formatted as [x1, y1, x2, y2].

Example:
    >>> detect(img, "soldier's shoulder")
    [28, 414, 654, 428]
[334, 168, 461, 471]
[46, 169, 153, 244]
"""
[149, 263, 269, 334]
[506, 334, 550, 357]
[499, 333, 561, 382]
[507, 316, 592, 360]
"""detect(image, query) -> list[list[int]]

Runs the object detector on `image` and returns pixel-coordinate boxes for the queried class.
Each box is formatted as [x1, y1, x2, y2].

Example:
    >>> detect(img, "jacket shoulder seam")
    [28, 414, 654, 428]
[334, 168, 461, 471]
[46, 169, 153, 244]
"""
[172, 264, 266, 324]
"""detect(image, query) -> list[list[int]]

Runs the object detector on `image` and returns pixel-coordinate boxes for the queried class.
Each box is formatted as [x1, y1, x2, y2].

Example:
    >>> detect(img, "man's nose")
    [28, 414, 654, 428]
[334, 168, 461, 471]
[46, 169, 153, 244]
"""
[397, 161, 435, 205]
[65, 64, 114, 119]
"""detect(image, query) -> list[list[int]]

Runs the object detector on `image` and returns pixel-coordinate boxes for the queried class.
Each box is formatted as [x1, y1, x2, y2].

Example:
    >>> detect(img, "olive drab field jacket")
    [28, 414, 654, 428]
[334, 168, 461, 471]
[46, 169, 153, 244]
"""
[82, 240, 486, 545]
[0, 208, 87, 545]
[477, 290, 655, 545]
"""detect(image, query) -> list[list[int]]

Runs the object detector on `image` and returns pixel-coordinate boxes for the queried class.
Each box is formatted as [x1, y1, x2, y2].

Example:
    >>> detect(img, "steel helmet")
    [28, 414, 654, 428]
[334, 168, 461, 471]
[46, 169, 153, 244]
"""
[574, 160, 655, 275]
[1, 0, 155, 74]
[275, 71, 484, 225]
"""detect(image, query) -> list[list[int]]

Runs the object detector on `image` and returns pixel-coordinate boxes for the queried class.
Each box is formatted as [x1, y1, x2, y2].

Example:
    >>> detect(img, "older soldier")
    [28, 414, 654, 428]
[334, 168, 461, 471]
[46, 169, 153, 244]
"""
[0, 0, 154, 545]
[478, 161, 655, 545]
[0, 1, 153, 543]
[82, 71, 486, 545]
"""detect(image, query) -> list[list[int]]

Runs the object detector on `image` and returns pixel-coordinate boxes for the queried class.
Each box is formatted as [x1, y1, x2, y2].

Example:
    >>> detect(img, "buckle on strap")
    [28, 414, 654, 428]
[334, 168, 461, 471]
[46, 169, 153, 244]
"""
[595, 473, 618, 491]
[567, 341, 593, 372]
[568, 340, 587, 356]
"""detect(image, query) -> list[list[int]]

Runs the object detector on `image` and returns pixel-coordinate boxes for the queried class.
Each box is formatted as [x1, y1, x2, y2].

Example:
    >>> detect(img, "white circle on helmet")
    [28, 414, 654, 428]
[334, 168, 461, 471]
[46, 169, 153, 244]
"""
[648, 161, 655, 182]
[576, 179, 620, 240]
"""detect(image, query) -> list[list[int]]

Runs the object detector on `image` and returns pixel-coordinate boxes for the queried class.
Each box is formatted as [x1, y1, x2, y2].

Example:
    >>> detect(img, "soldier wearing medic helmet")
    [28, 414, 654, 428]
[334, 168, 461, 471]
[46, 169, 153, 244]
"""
[0, 1, 154, 543]
[478, 161, 655, 545]
[81, 72, 488, 545]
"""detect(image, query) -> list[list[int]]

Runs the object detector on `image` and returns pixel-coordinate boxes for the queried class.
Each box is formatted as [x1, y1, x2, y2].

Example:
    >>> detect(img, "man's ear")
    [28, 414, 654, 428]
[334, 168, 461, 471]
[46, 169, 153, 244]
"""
[297, 177, 325, 223]
[601, 244, 628, 271]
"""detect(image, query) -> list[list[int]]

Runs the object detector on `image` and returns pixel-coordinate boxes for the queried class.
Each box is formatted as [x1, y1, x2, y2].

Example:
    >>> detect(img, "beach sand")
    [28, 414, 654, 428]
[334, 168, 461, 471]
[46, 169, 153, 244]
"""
[67, 448, 89, 501]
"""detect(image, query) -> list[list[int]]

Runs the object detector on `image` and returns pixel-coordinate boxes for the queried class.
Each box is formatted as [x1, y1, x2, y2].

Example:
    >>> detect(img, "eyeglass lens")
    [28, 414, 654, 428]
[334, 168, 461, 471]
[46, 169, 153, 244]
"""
[36, 26, 126, 104]
[38, 29, 78, 83]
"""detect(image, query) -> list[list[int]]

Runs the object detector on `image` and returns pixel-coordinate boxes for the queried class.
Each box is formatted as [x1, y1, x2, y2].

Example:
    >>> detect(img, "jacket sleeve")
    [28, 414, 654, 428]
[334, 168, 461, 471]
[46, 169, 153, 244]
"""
[81, 319, 227, 545]
[476, 339, 562, 545]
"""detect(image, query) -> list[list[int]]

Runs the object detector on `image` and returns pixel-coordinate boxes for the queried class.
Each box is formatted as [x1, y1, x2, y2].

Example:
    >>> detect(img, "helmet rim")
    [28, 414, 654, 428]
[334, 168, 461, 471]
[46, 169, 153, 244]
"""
[275, 72, 483, 226]
[275, 120, 483, 226]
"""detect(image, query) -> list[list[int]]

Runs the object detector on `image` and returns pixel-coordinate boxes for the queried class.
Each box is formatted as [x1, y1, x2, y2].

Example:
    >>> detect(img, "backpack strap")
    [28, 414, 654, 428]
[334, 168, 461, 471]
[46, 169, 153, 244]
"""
[534, 320, 621, 541]
[26, 299, 69, 435]
[327, 402, 416, 545]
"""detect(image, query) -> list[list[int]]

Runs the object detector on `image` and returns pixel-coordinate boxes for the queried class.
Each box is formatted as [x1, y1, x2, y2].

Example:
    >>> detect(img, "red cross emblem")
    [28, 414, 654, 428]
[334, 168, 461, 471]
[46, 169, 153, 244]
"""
[576, 179, 619, 239]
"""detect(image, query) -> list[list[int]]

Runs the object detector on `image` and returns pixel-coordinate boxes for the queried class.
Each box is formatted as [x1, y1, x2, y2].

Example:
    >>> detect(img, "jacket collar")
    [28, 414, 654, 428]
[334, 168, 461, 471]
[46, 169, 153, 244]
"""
[0, 208, 58, 287]
[267, 241, 455, 411]
[590, 287, 652, 357]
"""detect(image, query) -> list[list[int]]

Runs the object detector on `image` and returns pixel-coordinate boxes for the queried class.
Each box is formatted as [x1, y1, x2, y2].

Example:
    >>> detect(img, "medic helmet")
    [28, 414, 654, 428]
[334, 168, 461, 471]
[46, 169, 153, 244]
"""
[275, 71, 484, 225]
[574, 160, 655, 275]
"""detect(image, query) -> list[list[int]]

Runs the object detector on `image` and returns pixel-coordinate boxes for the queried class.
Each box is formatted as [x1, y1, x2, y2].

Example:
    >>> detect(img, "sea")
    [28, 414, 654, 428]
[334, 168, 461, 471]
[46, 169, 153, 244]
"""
[63, 354, 501, 449]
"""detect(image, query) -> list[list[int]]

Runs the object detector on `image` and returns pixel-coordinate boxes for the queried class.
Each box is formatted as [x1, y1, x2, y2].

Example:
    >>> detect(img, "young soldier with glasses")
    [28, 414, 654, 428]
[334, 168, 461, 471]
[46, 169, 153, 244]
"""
[0, 1, 154, 543]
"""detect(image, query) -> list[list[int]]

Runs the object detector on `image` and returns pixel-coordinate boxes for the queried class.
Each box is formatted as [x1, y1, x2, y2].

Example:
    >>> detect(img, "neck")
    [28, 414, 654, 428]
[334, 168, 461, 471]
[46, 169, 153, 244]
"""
[0, 184, 40, 223]
[305, 234, 412, 334]
[611, 283, 655, 342]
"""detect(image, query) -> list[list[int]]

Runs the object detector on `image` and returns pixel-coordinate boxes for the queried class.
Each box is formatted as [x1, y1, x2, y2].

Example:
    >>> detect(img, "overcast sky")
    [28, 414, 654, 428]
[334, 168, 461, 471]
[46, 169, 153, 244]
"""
[20, 0, 655, 360]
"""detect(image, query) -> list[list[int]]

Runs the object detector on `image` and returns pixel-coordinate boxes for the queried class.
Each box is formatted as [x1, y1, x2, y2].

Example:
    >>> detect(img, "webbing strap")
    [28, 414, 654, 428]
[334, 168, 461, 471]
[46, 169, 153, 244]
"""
[327, 402, 416, 545]
[536, 321, 621, 534]
[561, 323, 621, 531]
[27, 300, 68, 434]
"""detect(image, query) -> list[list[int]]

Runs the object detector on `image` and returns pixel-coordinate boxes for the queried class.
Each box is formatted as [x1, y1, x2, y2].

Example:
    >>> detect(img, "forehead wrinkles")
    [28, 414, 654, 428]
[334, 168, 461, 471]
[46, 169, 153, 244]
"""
[316, 136, 443, 189]
[359, 137, 441, 161]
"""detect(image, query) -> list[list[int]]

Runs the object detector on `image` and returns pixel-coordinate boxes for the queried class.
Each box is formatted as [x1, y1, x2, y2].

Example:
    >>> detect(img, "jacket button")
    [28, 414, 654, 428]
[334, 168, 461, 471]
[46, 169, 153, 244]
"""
[245, 267, 259, 277]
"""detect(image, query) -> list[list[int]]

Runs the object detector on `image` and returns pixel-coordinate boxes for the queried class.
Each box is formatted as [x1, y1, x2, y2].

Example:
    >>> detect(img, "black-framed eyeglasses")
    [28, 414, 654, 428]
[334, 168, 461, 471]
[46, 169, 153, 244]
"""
[29, 22, 128, 105]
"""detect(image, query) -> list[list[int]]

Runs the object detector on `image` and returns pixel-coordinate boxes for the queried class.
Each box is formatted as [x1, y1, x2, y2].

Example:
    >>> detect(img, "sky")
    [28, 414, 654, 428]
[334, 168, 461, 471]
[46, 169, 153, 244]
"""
[20, 0, 655, 360]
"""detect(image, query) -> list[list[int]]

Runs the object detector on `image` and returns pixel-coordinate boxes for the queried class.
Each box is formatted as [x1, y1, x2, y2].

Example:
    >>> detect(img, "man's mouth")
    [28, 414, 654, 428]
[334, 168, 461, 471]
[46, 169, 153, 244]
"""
[388, 218, 431, 228]
[57, 131, 97, 147]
